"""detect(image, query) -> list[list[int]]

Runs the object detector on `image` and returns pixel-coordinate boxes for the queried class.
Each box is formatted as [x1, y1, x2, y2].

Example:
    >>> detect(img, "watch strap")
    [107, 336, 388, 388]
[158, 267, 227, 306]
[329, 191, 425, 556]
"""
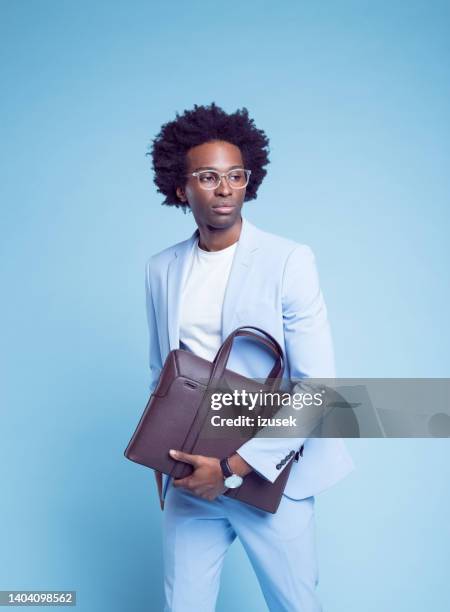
[220, 457, 233, 479]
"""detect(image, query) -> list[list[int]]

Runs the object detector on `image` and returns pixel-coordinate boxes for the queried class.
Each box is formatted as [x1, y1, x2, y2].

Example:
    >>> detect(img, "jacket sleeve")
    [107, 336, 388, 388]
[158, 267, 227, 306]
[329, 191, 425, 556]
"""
[145, 259, 163, 395]
[236, 245, 336, 482]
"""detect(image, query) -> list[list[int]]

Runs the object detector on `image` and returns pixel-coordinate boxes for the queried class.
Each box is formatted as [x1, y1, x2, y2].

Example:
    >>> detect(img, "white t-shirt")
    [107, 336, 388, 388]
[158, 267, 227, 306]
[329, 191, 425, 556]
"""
[179, 239, 237, 361]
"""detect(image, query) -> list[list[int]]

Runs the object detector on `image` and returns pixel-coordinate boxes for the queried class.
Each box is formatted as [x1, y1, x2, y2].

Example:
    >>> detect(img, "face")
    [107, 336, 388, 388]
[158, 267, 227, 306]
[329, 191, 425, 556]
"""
[176, 140, 246, 231]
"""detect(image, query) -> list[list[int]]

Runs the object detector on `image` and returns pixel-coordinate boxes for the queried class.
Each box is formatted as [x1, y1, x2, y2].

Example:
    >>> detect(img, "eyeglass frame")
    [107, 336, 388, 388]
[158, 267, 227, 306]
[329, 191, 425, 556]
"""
[185, 168, 252, 190]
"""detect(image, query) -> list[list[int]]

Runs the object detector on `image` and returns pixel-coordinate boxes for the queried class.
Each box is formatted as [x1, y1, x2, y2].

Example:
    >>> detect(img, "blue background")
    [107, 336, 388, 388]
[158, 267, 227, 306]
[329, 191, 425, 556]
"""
[1, 1, 449, 610]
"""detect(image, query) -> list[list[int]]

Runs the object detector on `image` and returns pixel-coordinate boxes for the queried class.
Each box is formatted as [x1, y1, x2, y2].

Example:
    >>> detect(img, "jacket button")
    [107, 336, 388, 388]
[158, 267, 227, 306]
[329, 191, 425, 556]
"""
[289, 450, 295, 457]
[276, 463, 282, 470]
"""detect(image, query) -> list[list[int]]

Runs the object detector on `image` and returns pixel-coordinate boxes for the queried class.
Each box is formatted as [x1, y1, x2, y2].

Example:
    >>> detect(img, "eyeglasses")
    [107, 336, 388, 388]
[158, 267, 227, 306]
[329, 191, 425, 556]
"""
[186, 168, 251, 190]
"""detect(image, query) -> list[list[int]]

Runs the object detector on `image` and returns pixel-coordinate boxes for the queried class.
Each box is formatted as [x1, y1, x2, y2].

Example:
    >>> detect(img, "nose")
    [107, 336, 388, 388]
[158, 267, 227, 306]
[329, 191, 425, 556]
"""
[215, 174, 232, 196]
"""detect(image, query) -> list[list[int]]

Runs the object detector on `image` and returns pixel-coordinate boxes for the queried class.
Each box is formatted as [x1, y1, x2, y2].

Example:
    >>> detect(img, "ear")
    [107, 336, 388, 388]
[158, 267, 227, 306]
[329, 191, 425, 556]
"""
[176, 186, 188, 203]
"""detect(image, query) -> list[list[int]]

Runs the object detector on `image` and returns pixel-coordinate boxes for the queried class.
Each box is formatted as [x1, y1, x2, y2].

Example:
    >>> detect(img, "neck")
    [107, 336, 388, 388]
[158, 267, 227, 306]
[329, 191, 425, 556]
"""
[197, 216, 242, 252]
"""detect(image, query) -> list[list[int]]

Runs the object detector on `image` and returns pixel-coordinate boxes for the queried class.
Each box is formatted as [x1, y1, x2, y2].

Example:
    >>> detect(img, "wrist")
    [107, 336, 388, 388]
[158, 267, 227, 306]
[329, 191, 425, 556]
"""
[227, 453, 253, 478]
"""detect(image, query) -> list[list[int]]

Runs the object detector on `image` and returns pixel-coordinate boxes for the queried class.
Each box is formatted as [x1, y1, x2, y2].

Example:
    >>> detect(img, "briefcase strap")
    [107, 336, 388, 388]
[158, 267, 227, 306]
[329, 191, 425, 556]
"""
[210, 326, 285, 392]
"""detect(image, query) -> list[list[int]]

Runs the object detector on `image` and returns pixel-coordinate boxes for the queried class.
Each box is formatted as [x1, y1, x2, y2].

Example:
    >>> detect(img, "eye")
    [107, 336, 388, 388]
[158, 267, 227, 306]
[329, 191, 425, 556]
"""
[198, 172, 216, 182]
[229, 172, 242, 182]
[228, 170, 246, 185]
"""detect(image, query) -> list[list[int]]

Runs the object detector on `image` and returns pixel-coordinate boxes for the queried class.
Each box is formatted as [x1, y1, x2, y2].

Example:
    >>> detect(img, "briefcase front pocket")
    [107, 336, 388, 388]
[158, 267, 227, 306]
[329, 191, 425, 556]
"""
[124, 374, 206, 479]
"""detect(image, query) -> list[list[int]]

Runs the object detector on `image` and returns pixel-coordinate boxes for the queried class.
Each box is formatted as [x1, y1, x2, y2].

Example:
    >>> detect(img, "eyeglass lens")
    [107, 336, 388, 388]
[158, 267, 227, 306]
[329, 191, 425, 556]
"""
[197, 170, 249, 189]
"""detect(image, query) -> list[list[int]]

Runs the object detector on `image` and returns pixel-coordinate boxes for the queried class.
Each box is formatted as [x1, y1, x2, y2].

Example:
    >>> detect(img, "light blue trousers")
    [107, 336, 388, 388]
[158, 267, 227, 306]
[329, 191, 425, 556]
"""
[162, 483, 321, 612]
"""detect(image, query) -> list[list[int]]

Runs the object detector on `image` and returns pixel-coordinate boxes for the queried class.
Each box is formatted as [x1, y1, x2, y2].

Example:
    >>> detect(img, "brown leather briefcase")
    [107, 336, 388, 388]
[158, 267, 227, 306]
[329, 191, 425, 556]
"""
[124, 326, 301, 513]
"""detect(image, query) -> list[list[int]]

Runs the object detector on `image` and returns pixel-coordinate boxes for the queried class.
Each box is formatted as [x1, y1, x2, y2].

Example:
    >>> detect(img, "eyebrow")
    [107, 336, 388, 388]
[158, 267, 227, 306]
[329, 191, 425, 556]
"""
[192, 165, 244, 172]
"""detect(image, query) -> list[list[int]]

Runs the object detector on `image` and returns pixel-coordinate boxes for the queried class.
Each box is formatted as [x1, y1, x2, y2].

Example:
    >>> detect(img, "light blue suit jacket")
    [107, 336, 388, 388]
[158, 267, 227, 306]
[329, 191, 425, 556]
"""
[145, 216, 354, 500]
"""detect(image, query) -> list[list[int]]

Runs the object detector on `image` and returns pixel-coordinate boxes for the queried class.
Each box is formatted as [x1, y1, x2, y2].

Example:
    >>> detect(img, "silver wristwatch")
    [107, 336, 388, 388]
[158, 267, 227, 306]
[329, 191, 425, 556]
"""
[220, 457, 243, 489]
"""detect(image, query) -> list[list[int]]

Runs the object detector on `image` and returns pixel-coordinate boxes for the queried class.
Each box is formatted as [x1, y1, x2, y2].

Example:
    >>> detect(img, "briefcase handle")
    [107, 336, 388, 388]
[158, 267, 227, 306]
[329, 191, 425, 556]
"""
[208, 326, 285, 392]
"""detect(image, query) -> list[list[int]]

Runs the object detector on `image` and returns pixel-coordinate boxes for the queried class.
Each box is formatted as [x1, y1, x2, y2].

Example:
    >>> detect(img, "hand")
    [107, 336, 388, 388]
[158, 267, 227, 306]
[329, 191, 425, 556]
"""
[170, 449, 226, 501]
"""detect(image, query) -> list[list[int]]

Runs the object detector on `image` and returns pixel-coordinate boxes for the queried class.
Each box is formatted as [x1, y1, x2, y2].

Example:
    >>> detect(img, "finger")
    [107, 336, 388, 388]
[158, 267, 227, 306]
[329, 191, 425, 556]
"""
[169, 449, 200, 466]
[173, 476, 192, 489]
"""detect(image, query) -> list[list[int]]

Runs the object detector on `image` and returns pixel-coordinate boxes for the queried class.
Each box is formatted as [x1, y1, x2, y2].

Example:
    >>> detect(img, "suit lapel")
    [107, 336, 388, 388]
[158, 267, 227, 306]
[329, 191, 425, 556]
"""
[167, 229, 198, 350]
[221, 217, 259, 341]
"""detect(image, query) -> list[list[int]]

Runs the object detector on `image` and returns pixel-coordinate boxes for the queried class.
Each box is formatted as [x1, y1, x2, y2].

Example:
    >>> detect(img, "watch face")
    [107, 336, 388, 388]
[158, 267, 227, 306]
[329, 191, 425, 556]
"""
[224, 474, 243, 489]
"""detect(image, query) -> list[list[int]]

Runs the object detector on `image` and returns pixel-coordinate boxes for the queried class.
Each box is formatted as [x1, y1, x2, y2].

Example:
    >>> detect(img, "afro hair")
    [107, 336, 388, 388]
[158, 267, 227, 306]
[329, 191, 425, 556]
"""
[148, 102, 270, 210]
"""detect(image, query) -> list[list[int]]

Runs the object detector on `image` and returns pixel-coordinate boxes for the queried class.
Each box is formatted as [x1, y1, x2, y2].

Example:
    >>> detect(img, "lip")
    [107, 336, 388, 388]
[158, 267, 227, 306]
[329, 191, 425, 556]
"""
[212, 203, 235, 214]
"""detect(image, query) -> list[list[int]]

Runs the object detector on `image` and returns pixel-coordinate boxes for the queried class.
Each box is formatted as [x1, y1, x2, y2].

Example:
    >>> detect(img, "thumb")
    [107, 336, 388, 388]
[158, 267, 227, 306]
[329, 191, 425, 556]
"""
[169, 449, 199, 466]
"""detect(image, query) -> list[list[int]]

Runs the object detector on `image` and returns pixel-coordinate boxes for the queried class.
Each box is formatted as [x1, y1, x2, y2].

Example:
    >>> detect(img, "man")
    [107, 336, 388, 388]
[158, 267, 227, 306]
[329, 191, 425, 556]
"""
[146, 102, 354, 611]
